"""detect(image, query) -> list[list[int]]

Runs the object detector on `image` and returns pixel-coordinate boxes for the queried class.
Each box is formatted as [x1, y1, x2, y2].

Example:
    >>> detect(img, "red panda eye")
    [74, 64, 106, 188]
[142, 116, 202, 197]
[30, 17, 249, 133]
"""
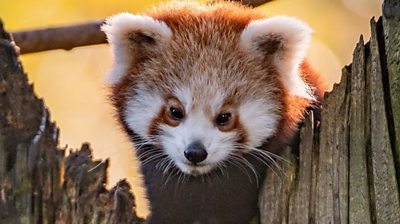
[169, 107, 184, 120]
[216, 113, 232, 126]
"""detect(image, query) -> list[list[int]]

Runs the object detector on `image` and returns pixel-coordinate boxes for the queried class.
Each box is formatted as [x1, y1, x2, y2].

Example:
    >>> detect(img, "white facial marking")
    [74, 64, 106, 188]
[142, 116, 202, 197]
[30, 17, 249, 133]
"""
[239, 99, 280, 148]
[154, 88, 280, 175]
[173, 87, 192, 112]
[160, 109, 237, 175]
[124, 86, 164, 139]
[102, 13, 172, 84]
[240, 16, 314, 99]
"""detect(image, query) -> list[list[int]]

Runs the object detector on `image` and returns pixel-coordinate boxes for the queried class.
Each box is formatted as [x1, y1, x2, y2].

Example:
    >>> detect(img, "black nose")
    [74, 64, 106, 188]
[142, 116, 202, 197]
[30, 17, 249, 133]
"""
[184, 141, 208, 164]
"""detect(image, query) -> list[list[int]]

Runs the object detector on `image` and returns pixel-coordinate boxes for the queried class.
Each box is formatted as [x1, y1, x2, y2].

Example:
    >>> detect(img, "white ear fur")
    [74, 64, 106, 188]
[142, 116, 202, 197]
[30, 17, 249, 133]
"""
[240, 16, 314, 99]
[101, 13, 173, 84]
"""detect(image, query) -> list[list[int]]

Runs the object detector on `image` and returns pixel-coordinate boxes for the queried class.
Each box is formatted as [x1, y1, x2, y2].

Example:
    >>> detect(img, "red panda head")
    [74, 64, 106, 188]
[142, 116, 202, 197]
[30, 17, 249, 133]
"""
[102, 1, 317, 175]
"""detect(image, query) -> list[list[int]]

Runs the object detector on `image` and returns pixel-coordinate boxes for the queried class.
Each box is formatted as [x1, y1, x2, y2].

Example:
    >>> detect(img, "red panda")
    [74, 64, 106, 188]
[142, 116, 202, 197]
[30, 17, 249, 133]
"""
[102, 1, 325, 223]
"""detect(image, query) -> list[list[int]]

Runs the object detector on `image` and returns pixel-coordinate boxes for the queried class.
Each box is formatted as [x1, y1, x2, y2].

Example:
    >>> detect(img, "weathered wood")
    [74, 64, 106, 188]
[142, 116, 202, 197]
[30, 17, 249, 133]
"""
[334, 67, 351, 224]
[287, 112, 314, 224]
[0, 21, 143, 224]
[259, 147, 296, 224]
[308, 120, 320, 224]
[383, 0, 400, 188]
[316, 81, 336, 223]
[316, 64, 351, 224]
[367, 18, 400, 223]
[348, 36, 373, 224]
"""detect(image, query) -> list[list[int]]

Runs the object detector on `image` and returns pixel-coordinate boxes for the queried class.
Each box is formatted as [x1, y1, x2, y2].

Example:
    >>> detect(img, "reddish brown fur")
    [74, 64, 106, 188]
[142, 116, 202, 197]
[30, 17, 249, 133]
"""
[232, 114, 249, 145]
[148, 106, 165, 136]
[111, 1, 326, 153]
[107, 3, 327, 223]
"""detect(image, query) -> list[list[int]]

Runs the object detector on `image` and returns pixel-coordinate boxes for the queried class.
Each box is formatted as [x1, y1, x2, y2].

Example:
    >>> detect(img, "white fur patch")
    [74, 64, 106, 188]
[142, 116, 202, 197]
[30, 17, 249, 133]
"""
[124, 86, 164, 139]
[240, 16, 314, 99]
[156, 89, 280, 175]
[101, 13, 173, 84]
[173, 87, 192, 112]
[160, 109, 237, 175]
[239, 99, 280, 147]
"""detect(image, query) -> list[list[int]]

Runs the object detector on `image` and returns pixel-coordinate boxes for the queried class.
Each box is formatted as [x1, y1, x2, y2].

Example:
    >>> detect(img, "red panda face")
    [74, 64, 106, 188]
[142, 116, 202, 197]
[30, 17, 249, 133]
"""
[102, 2, 314, 175]
[124, 82, 281, 175]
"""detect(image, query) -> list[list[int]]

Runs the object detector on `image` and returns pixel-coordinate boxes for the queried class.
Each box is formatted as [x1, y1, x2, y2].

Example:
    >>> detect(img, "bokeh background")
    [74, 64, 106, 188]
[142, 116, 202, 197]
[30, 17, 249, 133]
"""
[0, 0, 382, 217]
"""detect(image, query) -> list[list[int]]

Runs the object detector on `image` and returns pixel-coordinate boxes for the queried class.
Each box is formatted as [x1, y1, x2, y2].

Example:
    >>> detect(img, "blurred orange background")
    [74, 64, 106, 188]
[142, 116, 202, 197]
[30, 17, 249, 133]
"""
[0, 0, 382, 217]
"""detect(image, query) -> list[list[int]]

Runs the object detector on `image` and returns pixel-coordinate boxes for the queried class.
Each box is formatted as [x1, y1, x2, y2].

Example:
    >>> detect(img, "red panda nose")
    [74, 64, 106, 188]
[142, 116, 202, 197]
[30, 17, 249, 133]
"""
[184, 141, 208, 164]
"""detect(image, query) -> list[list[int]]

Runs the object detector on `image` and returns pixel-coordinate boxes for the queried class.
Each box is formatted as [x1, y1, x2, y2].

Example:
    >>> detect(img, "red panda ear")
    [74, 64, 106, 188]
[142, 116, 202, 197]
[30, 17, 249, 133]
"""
[101, 13, 172, 84]
[240, 16, 314, 99]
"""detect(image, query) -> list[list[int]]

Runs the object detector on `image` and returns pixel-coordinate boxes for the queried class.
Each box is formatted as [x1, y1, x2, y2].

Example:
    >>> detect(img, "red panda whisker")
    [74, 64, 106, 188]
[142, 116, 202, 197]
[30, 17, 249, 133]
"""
[154, 157, 168, 183]
[216, 161, 228, 178]
[134, 141, 160, 151]
[133, 136, 159, 143]
[162, 164, 180, 188]
[155, 157, 169, 171]
[235, 155, 260, 187]
[141, 153, 167, 167]
[130, 136, 159, 144]
[245, 148, 287, 178]
[225, 156, 252, 181]
[163, 159, 175, 174]
[247, 149, 281, 171]
[161, 157, 174, 174]
[215, 164, 228, 184]
[246, 151, 284, 181]
[228, 154, 259, 187]
[177, 172, 189, 186]
[177, 171, 185, 186]
[249, 147, 291, 164]
[236, 143, 291, 164]
[131, 135, 158, 140]
[137, 148, 162, 160]
[141, 155, 163, 167]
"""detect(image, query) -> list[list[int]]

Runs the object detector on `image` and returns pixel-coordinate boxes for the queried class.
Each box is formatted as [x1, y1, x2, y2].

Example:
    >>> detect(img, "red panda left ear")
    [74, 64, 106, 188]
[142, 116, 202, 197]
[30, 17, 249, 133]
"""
[240, 16, 314, 99]
[101, 13, 172, 84]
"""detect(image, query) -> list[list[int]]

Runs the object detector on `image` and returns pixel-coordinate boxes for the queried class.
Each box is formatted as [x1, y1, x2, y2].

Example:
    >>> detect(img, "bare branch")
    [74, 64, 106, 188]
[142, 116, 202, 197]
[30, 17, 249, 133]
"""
[11, 0, 273, 54]
[12, 21, 106, 54]
[229, 0, 274, 7]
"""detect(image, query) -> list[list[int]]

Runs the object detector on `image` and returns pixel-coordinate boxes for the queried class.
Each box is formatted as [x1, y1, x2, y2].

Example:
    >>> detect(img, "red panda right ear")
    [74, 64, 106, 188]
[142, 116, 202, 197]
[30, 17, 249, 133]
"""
[101, 13, 172, 84]
[240, 16, 314, 100]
